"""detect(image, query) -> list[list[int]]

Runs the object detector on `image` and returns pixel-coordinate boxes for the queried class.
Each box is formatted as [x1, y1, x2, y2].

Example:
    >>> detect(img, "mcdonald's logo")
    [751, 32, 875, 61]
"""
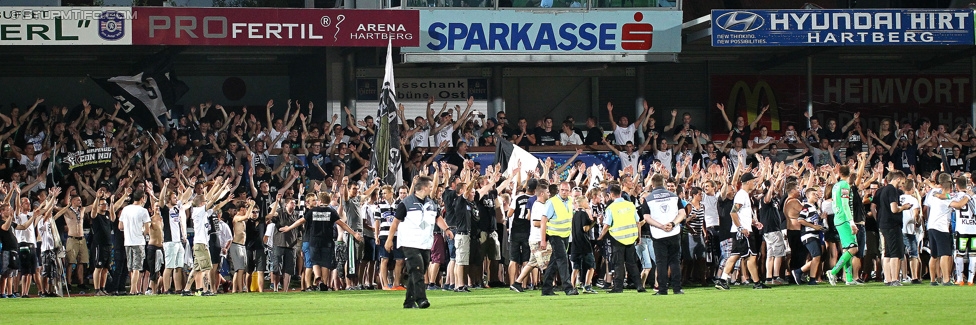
[726, 80, 780, 131]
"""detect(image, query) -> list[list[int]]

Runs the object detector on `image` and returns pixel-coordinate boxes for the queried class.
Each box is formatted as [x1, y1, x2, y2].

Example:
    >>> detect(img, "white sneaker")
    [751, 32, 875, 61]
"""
[145, 290, 154, 296]
[826, 272, 837, 286]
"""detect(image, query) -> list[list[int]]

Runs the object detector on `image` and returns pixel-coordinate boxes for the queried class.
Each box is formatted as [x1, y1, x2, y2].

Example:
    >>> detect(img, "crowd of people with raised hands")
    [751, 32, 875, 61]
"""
[1, 94, 975, 300]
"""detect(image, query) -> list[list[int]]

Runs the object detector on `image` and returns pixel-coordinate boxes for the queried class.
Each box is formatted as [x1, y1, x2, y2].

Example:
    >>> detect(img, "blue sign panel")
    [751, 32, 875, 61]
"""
[403, 10, 683, 54]
[711, 9, 975, 47]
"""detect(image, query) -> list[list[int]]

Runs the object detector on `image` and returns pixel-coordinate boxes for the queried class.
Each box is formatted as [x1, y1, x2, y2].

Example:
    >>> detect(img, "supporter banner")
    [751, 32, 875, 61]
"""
[711, 9, 975, 47]
[355, 77, 489, 125]
[64, 147, 114, 171]
[131, 7, 419, 47]
[356, 78, 488, 101]
[0, 7, 133, 45]
[709, 74, 972, 139]
[402, 9, 682, 54]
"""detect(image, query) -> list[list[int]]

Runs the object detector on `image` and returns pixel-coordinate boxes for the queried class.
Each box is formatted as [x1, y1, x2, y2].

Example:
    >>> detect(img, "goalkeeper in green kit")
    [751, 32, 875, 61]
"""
[827, 166, 859, 286]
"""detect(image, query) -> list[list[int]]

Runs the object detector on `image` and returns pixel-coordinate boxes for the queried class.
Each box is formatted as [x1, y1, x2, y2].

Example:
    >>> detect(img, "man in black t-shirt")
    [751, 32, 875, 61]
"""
[89, 192, 114, 296]
[476, 186, 503, 287]
[534, 117, 560, 146]
[875, 171, 911, 286]
[507, 181, 533, 288]
[279, 192, 359, 291]
[583, 117, 604, 145]
[571, 196, 597, 294]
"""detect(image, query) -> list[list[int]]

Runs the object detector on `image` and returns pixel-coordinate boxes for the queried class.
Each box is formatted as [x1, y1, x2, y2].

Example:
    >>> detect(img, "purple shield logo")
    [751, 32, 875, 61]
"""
[98, 11, 124, 41]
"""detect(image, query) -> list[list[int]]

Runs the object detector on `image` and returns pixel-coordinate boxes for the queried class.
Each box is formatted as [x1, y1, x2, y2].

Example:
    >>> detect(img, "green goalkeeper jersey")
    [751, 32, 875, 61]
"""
[833, 180, 853, 225]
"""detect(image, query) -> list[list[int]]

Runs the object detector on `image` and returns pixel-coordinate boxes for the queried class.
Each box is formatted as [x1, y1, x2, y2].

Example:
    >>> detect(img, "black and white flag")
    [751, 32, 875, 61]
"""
[369, 40, 404, 188]
[494, 135, 539, 180]
[91, 47, 188, 130]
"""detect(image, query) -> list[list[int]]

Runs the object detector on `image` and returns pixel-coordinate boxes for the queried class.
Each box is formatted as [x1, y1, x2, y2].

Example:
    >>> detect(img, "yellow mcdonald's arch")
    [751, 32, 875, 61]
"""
[726, 80, 780, 131]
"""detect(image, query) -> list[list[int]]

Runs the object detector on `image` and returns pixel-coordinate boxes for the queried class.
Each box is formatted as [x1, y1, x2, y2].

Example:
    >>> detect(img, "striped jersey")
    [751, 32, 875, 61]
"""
[375, 200, 397, 237]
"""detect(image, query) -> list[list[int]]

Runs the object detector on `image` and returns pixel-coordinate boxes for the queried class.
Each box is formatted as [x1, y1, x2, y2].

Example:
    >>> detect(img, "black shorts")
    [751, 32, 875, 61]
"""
[18, 245, 38, 274]
[1, 250, 20, 277]
[362, 237, 375, 262]
[803, 238, 822, 258]
[309, 244, 336, 269]
[730, 233, 756, 257]
[509, 239, 530, 264]
[880, 228, 905, 258]
[274, 247, 296, 276]
[247, 248, 267, 273]
[928, 229, 953, 257]
[571, 252, 595, 270]
[93, 245, 112, 269]
[143, 245, 162, 278]
[209, 245, 221, 265]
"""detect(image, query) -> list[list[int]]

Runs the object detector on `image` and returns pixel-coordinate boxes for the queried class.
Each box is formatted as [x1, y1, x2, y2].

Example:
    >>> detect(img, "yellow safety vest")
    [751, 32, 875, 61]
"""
[607, 200, 639, 245]
[545, 196, 573, 238]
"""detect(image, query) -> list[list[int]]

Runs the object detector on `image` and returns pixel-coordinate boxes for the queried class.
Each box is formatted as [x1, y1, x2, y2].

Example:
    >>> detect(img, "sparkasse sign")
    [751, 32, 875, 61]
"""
[401, 9, 682, 61]
[131, 7, 419, 47]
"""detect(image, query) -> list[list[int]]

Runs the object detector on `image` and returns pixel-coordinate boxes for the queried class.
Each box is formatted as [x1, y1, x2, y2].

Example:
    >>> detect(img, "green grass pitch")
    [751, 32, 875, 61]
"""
[3, 283, 970, 324]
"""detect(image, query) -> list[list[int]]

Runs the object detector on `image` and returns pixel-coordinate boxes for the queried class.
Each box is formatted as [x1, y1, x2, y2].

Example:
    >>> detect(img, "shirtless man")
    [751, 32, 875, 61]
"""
[145, 206, 164, 295]
[230, 200, 255, 293]
[782, 182, 808, 285]
[53, 195, 89, 292]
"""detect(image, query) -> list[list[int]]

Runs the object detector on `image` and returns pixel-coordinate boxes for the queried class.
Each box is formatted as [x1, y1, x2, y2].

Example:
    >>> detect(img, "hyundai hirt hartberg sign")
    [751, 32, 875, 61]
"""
[401, 9, 682, 62]
[711, 9, 975, 47]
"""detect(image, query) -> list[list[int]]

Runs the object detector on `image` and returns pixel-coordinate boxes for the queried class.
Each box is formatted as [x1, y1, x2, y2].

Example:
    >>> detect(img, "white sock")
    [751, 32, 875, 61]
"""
[721, 273, 730, 281]
[955, 256, 965, 282]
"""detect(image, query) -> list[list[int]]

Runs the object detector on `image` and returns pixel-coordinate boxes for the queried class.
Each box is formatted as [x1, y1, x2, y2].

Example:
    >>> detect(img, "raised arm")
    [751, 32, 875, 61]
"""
[716, 103, 733, 131]
[748, 105, 769, 130]
[662, 109, 677, 133]
[606, 102, 618, 130]
[841, 112, 860, 133]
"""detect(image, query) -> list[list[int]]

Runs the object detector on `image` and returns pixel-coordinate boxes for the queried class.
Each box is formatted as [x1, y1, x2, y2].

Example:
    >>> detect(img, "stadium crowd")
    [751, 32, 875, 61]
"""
[1, 94, 976, 302]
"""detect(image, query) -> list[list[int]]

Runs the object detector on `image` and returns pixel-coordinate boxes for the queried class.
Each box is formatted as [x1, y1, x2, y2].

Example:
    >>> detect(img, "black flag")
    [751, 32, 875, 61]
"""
[369, 40, 403, 188]
[91, 47, 188, 130]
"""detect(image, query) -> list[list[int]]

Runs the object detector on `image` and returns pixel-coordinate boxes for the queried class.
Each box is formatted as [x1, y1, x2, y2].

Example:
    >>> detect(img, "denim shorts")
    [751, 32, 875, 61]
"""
[903, 234, 919, 258]
[637, 237, 655, 269]
[301, 242, 312, 268]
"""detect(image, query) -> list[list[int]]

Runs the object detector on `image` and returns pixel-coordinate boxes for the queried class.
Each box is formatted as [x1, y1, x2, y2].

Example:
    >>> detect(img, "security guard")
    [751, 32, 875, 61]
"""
[643, 174, 686, 295]
[540, 182, 579, 296]
[598, 184, 645, 293]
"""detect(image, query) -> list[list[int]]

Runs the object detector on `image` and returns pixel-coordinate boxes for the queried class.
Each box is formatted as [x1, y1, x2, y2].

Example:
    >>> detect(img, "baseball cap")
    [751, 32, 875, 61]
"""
[740, 173, 758, 184]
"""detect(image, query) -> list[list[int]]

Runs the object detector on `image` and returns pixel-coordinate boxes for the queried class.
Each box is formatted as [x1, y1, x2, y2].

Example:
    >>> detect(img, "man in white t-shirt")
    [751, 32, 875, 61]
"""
[717, 173, 769, 290]
[924, 178, 955, 286]
[410, 116, 432, 149]
[118, 190, 151, 295]
[899, 179, 921, 284]
[607, 102, 635, 145]
[189, 195, 215, 296]
[560, 120, 583, 145]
